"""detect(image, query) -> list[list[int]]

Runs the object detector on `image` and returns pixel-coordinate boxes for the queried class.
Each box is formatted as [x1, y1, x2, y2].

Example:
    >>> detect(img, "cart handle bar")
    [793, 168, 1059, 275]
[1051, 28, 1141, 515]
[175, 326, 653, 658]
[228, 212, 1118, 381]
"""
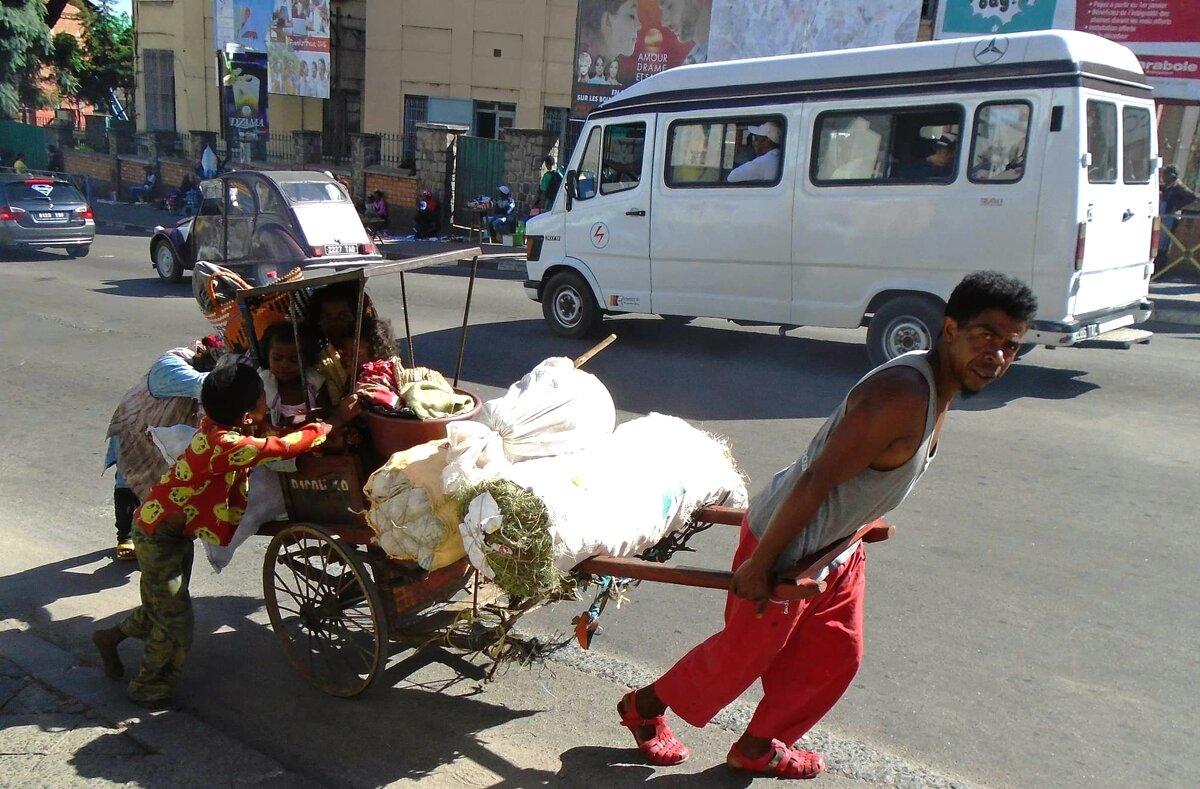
[576, 517, 893, 602]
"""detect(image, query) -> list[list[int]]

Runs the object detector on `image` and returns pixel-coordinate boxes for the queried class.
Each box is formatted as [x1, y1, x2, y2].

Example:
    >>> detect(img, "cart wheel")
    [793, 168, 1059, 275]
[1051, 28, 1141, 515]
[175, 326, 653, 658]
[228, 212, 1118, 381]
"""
[263, 524, 386, 697]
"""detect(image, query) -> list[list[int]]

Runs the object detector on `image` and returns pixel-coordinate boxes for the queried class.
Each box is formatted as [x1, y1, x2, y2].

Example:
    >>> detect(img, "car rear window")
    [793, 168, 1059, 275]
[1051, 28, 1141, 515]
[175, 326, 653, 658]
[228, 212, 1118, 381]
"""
[279, 181, 349, 203]
[4, 182, 86, 204]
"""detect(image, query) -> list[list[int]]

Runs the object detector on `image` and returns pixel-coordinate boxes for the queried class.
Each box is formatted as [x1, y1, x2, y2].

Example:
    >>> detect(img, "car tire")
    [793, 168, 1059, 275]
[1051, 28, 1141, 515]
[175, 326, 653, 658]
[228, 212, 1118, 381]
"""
[153, 241, 184, 283]
[542, 270, 600, 339]
[866, 295, 944, 366]
[67, 245, 90, 258]
[251, 262, 282, 286]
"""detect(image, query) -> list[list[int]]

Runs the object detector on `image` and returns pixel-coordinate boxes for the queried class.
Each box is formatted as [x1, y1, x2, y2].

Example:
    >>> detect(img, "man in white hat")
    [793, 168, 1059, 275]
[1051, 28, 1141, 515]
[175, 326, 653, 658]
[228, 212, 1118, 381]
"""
[897, 131, 958, 180]
[728, 121, 783, 183]
[488, 184, 516, 242]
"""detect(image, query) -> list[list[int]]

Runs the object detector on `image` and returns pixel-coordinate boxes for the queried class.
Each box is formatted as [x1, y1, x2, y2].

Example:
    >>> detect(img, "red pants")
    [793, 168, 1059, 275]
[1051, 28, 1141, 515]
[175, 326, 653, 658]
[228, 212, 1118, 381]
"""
[655, 518, 866, 746]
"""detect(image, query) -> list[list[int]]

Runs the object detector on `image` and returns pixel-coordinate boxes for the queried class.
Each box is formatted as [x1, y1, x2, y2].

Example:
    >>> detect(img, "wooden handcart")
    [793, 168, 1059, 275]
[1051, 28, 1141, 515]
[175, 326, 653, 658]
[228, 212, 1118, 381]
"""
[230, 255, 893, 698]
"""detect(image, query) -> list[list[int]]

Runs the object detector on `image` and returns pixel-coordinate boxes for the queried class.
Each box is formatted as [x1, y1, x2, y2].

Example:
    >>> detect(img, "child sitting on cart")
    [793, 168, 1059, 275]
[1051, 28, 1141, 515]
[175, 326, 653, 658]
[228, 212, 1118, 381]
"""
[335, 317, 471, 419]
[93, 363, 360, 710]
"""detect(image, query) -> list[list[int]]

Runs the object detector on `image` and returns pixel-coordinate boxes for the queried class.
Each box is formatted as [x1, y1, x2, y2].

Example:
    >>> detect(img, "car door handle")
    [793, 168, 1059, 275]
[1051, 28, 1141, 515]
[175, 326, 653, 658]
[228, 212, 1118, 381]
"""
[625, 209, 646, 217]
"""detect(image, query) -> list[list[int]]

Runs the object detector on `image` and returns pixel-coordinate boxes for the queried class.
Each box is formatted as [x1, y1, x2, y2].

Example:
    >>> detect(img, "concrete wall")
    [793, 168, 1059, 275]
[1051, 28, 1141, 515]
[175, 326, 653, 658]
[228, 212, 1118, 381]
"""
[362, 0, 575, 135]
[500, 128, 559, 213]
[134, 0, 573, 143]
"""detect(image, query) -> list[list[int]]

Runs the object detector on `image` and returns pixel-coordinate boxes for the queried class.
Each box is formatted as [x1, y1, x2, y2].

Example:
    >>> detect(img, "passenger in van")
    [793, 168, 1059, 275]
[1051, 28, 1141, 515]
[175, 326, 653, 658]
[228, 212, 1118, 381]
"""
[727, 122, 782, 183]
[896, 131, 957, 180]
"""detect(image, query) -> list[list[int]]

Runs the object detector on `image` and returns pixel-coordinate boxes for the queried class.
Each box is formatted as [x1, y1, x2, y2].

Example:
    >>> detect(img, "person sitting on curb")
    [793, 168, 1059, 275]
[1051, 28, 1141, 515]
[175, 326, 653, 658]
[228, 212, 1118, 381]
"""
[487, 185, 516, 243]
[364, 190, 388, 232]
[414, 189, 441, 239]
[129, 166, 158, 204]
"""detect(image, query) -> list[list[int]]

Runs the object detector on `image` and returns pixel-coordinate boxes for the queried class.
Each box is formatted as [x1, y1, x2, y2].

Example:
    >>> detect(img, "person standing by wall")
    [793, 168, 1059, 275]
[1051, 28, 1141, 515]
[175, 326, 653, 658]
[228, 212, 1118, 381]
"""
[532, 156, 562, 215]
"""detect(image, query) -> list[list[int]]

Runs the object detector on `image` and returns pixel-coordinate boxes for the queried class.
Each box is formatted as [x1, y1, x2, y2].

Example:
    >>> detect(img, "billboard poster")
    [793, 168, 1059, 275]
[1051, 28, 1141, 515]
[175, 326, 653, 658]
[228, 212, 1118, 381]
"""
[573, 0, 713, 118]
[706, 0, 922, 62]
[214, 0, 272, 50]
[267, 0, 332, 99]
[222, 51, 270, 142]
[214, 0, 330, 99]
[935, 0, 1200, 101]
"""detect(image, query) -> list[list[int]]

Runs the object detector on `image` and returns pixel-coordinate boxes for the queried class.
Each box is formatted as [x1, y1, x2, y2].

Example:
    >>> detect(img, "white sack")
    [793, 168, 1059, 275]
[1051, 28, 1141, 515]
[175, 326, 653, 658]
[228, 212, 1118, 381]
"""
[457, 413, 747, 577]
[205, 466, 287, 573]
[442, 357, 615, 494]
[147, 424, 198, 464]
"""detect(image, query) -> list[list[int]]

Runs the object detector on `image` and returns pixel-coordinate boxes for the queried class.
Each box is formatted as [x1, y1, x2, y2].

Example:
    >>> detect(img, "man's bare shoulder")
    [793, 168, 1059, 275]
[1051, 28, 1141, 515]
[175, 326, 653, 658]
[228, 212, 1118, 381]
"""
[849, 365, 930, 420]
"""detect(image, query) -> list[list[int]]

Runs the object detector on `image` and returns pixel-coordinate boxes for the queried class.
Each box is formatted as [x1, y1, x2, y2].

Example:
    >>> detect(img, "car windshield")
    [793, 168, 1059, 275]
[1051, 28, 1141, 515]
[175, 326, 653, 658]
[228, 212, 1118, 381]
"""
[278, 181, 350, 203]
[5, 182, 85, 204]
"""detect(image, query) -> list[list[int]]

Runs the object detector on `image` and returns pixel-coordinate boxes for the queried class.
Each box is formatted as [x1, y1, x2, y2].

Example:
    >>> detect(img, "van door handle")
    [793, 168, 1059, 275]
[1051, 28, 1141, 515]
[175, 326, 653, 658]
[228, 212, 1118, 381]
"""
[1122, 209, 1134, 221]
[625, 209, 646, 217]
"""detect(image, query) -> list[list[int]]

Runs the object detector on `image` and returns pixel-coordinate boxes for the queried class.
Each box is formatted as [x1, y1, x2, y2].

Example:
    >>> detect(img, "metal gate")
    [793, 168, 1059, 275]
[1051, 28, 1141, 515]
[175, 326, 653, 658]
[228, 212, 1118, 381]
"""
[0, 121, 47, 170]
[453, 136, 505, 227]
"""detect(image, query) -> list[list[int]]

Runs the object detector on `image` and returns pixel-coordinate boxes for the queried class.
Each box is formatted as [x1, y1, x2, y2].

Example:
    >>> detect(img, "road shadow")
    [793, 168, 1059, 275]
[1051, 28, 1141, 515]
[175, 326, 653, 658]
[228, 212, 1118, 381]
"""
[406, 316, 1097, 421]
[556, 746, 754, 787]
[0, 549, 136, 634]
[0, 248, 82, 263]
[95, 227, 155, 239]
[93, 277, 192, 298]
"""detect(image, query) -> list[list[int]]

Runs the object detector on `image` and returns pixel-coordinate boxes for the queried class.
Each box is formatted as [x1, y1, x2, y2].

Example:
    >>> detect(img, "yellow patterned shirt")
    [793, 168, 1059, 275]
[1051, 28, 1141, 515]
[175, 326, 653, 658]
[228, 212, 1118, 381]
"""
[136, 417, 330, 545]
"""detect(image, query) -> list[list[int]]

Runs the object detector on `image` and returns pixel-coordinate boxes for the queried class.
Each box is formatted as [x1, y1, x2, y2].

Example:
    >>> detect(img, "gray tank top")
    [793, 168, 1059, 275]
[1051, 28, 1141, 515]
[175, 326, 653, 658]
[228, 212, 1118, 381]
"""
[748, 352, 939, 572]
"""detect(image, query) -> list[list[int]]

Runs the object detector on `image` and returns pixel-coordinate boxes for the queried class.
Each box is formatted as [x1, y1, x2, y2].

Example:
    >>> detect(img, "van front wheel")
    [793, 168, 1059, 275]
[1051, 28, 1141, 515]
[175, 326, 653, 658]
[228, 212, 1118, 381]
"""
[866, 296, 943, 366]
[542, 271, 599, 338]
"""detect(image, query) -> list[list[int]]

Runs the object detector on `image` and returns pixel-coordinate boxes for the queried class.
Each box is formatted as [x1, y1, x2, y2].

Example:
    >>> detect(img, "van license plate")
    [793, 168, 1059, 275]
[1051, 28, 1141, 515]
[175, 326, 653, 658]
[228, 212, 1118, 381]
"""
[325, 244, 354, 255]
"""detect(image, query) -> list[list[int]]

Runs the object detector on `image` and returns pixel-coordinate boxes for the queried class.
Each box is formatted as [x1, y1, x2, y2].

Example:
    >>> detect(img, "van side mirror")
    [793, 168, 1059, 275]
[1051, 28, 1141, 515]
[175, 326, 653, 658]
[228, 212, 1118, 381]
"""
[564, 170, 576, 212]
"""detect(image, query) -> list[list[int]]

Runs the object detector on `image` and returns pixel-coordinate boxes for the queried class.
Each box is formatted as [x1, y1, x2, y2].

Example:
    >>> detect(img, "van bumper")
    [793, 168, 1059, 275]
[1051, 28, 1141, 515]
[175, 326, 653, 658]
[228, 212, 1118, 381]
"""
[1026, 299, 1154, 346]
[524, 279, 540, 301]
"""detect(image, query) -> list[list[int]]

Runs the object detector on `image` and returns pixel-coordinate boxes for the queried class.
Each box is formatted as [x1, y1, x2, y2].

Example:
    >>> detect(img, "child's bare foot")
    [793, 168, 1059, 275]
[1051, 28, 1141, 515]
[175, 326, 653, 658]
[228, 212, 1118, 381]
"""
[92, 628, 125, 680]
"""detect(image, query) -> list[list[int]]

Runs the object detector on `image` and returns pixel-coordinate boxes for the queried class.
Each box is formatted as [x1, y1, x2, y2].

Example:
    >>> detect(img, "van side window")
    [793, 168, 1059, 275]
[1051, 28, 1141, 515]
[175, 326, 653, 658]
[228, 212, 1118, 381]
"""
[1122, 106, 1152, 184]
[812, 106, 962, 185]
[1086, 100, 1118, 183]
[665, 116, 785, 187]
[969, 102, 1030, 183]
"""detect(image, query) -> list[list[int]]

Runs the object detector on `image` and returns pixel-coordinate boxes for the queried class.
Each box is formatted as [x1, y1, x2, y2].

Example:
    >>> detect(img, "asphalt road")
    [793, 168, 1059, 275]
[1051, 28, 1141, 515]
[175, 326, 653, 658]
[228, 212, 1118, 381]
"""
[1, 232, 1196, 788]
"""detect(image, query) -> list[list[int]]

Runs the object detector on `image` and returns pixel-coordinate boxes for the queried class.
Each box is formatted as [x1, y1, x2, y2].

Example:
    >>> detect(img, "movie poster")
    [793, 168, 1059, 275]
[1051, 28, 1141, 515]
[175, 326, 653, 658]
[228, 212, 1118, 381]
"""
[574, 0, 713, 117]
[215, 0, 331, 99]
[222, 51, 270, 142]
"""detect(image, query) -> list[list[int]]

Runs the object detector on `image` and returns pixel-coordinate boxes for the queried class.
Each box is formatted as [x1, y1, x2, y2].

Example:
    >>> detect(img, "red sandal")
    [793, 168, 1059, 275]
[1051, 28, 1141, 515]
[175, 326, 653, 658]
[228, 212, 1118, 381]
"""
[727, 739, 826, 779]
[617, 689, 690, 766]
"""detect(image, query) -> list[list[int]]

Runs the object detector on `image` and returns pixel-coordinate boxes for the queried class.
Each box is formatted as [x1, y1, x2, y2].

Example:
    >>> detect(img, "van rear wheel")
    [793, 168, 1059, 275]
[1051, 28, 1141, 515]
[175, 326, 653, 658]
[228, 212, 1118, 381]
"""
[542, 271, 599, 338]
[866, 296, 943, 366]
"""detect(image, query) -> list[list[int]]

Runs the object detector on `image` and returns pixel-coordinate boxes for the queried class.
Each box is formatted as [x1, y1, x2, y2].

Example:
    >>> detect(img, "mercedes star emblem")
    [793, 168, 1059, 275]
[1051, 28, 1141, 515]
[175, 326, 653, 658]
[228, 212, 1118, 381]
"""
[973, 36, 1009, 65]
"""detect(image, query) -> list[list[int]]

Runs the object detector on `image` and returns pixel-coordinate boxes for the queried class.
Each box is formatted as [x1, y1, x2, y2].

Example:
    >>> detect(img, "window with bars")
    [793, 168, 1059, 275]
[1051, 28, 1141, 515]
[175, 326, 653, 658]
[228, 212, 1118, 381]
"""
[403, 94, 428, 169]
[143, 50, 176, 131]
[543, 106, 568, 140]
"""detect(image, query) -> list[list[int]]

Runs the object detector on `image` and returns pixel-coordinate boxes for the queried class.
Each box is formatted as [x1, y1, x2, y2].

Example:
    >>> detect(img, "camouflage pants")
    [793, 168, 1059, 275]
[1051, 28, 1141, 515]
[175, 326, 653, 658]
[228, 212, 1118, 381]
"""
[119, 521, 194, 704]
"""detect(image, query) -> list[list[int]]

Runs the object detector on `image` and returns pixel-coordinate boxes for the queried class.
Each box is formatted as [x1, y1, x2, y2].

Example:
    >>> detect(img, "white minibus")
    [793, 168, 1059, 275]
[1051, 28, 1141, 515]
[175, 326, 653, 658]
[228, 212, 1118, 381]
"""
[523, 31, 1157, 363]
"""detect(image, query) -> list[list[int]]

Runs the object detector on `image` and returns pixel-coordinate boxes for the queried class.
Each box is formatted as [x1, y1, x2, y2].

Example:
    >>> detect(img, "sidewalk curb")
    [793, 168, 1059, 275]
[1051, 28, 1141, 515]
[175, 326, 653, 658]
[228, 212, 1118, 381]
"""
[1150, 302, 1200, 326]
[95, 220, 156, 235]
[0, 623, 314, 787]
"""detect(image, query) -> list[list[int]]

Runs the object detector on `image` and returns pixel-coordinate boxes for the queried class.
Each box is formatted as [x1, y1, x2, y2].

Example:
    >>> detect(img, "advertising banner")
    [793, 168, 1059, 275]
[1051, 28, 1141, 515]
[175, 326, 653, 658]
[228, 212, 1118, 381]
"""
[573, 0, 713, 118]
[214, 0, 330, 99]
[935, 0, 1200, 100]
[706, 0, 922, 62]
[222, 51, 270, 142]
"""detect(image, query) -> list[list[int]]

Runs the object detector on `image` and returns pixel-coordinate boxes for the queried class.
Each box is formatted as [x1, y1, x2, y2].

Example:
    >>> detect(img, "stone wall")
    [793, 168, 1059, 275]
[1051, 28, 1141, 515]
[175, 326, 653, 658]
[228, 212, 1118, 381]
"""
[414, 123, 467, 231]
[500, 128, 559, 214]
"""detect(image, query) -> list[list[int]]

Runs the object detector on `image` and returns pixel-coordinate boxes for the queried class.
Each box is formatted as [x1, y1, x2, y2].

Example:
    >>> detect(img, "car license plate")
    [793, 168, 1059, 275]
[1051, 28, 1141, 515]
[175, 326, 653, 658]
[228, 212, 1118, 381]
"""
[36, 211, 68, 222]
[325, 244, 355, 255]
